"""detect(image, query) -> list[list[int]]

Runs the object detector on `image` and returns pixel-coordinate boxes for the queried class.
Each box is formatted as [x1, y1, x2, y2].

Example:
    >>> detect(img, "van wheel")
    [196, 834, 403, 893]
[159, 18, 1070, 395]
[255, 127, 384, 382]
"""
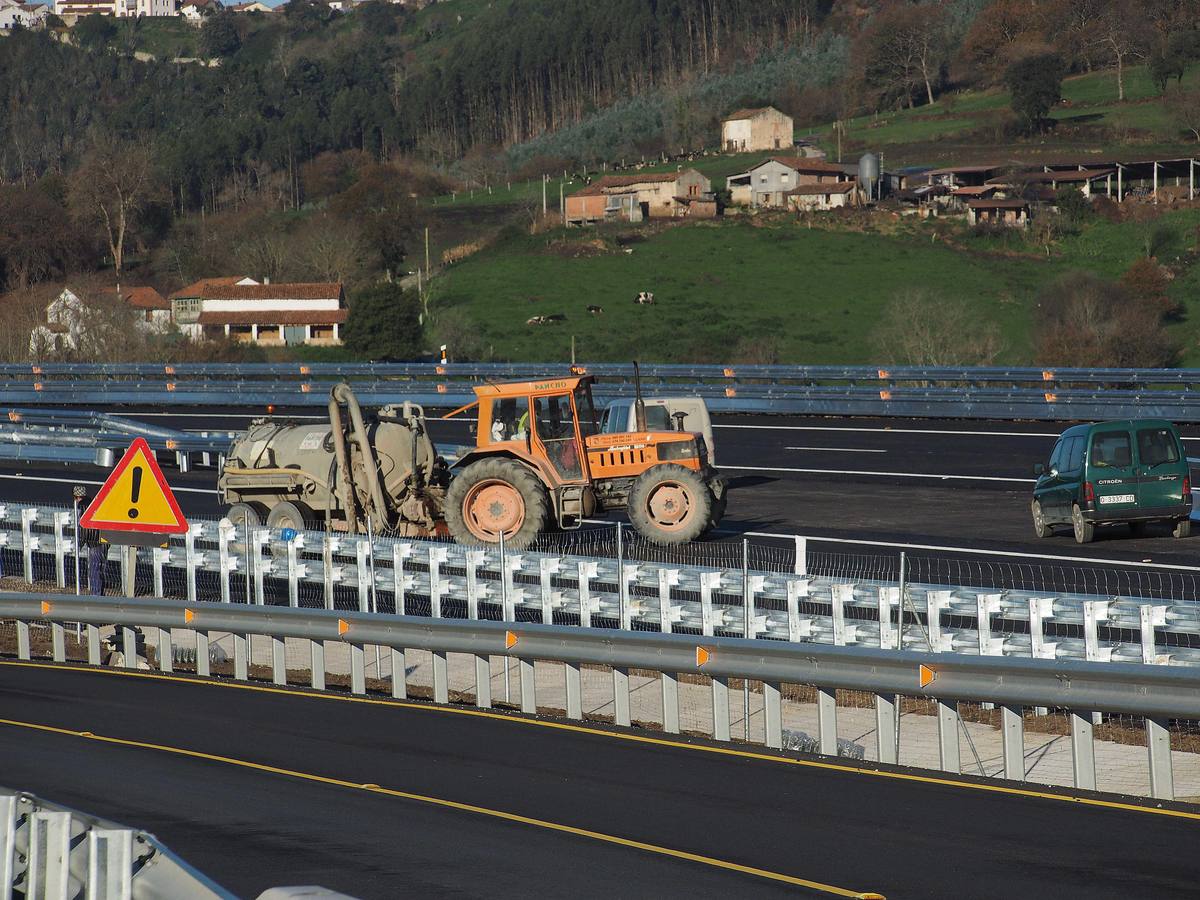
[1072, 505, 1094, 544]
[1173, 518, 1192, 539]
[1031, 500, 1052, 538]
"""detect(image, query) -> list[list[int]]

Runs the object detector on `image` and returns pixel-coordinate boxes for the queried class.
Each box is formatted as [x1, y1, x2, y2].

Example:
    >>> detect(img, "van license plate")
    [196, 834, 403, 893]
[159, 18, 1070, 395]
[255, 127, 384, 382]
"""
[1099, 494, 1135, 505]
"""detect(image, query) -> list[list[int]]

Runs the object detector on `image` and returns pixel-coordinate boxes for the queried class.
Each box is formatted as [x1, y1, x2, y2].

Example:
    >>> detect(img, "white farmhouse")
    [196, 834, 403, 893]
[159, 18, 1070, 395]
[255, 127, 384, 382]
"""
[169, 276, 347, 345]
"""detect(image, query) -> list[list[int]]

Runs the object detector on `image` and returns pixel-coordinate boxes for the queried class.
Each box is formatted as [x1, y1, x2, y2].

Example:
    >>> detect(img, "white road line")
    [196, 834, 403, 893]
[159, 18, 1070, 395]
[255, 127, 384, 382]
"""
[737, 529, 1200, 572]
[784, 447, 887, 453]
[722, 465, 1033, 483]
[0, 473, 218, 495]
[713, 424, 1060, 437]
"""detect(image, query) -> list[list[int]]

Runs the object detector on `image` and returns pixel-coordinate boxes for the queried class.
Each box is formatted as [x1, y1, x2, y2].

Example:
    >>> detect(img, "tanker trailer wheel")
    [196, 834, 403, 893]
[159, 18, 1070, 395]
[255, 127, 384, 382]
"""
[628, 464, 712, 545]
[705, 475, 728, 534]
[227, 503, 265, 530]
[266, 500, 314, 533]
[445, 458, 549, 549]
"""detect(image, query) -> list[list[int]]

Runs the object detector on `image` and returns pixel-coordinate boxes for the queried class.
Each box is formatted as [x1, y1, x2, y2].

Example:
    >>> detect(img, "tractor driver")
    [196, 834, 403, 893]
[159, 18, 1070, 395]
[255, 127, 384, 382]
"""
[489, 399, 528, 443]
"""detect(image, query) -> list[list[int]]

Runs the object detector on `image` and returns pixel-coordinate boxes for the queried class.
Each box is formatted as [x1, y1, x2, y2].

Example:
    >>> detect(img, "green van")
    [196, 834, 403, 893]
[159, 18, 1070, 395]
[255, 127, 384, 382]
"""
[1032, 419, 1192, 544]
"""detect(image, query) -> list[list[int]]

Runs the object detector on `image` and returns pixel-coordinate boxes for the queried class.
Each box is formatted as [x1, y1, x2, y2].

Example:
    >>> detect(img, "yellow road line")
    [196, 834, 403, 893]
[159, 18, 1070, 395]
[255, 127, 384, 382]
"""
[3, 658, 1199, 822]
[0, 715, 882, 899]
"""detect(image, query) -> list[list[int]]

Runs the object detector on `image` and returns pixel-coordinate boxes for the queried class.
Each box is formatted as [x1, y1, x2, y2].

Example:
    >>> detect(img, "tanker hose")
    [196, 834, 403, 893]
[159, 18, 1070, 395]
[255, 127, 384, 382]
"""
[331, 382, 390, 528]
[328, 387, 360, 527]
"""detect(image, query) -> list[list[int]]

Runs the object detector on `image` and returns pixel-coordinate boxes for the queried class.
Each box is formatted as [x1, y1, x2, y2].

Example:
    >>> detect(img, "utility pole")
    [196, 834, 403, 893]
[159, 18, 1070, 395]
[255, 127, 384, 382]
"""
[559, 180, 565, 224]
[424, 226, 430, 280]
[542, 174, 548, 215]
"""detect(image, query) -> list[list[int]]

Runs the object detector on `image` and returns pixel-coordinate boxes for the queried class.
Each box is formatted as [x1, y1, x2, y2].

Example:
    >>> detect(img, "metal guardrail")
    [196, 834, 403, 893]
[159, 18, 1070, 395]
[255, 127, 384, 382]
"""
[4, 501, 1200, 670]
[1, 785, 234, 899]
[7, 363, 1200, 419]
[1, 592, 1194, 801]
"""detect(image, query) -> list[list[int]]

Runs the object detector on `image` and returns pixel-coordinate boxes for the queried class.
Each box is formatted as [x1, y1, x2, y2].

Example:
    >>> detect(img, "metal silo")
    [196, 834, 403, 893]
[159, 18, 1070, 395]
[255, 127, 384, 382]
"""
[858, 152, 880, 202]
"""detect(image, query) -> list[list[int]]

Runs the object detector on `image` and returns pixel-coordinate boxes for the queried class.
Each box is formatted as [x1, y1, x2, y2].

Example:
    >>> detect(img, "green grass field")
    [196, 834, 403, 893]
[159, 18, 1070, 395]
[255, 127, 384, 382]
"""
[427, 210, 1200, 365]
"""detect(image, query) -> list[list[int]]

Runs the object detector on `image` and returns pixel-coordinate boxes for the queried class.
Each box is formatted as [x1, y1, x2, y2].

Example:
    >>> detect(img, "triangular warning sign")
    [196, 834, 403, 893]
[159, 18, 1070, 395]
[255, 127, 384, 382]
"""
[79, 437, 188, 534]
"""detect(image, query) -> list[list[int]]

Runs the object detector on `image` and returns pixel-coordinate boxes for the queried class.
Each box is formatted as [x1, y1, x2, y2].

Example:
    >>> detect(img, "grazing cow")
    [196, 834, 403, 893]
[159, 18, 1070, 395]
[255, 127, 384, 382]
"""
[587, 305, 604, 315]
[634, 292, 655, 305]
[527, 314, 566, 326]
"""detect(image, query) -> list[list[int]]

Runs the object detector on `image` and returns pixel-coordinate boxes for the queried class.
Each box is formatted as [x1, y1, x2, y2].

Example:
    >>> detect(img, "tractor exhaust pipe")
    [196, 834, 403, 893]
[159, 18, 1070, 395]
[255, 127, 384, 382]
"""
[633, 361, 647, 432]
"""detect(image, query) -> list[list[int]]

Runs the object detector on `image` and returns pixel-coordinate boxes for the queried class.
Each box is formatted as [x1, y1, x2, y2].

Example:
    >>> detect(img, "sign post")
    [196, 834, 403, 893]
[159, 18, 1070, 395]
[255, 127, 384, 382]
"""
[79, 437, 189, 598]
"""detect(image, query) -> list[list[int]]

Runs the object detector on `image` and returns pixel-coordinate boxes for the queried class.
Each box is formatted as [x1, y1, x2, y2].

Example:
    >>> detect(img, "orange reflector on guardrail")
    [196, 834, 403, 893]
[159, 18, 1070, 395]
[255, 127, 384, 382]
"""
[301, 383, 312, 393]
[879, 390, 892, 401]
[919, 664, 937, 688]
[33, 382, 43, 392]
[696, 646, 710, 667]
[7, 412, 19, 423]
[725, 387, 737, 398]
[166, 440, 178, 450]
[166, 383, 177, 392]
[1045, 392, 1057, 403]
[505, 630, 518, 649]
[437, 384, 448, 394]
[40, 601, 51, 615]
[878, 369, 889, 379]
[164, 365, 176, 375]
[184, 609, 194, 623]
[570, 365, 587, 375]
[299, 365, 311, 375]
[1042, 370, 1054, 381]
[31, 365, 42, 375]
[723, 368, 735, 377]
[338, 618, 349, 635]
[436, 365, 447, 375]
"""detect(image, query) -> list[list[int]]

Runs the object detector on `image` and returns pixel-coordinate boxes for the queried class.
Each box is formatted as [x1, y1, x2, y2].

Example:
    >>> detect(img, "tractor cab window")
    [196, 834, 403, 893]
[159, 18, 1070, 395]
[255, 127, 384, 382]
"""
[534, 393, 583, 481]
[487, 398, 527, 444]
[574, 384, 598, 437]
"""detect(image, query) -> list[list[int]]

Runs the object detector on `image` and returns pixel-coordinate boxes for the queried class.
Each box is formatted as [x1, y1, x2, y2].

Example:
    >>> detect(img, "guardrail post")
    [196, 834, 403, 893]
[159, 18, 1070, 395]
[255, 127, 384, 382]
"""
[52, 511, 69, 588]
[352, 643, 367, 695]
[389, 647, 404, 699]
[659, 568, 678, 634]
[218, 521, 233, 604]
[619, 560, 635, 631]
[234, 632, 248, 680]
[662, 671, 679, 734]
[159, 624, 173, 673]
[287, 534, 301, 608]
[16, 618, 30, 660]
[185, 525, 199, 604]
[786, 579, 810, 642]
[87, 625, 100, 665]
[1070, 709, 1097, 791]
[700, 571, 720, 636]
[817, 687, 837, 755]
[21, 507, 37, 583]
[1001, 705, 1024, 781]
[311, 641, 326, 691]
[429, 546, 448, 619]
[1140, 605, 1167, 665]
[27, 810, 71, 899]
[578, 560, 594, 628]
[51, 620, 64, 663]
[324, 535, 337, 610]
[152, 546, 167, 599]
[712, 676, 730, 742]
[1, 792, 16, 896]
[519, 656, 536, 714]
[120, 547, 136, 599]
[251, 528, 267, 605]
[977, 594, 1002, 657]
[1146, 717, 1174, 800]
[87, 828, 133, 899]
[1083, 601, 1112, 663]
[879, 587, 899, 649]
[356, 540, 370, 613]
[937, 700, 961, 773]
[392, 542, 410, 615]
[831, 584, 852, 646]
[120, 626, 136, 670]
[612, 666, 631, 727]
[926, 590, 952, 651]
[539, 557, 557, 625]
[196, 631, 210, 678]
[565, 662, 582, 719]
[793, 535, 807, 575]
[763, 682, 782, 749]
[271, 634, 286, 686]
[465, 549, 482, 621]
[875, 694, 898, 764]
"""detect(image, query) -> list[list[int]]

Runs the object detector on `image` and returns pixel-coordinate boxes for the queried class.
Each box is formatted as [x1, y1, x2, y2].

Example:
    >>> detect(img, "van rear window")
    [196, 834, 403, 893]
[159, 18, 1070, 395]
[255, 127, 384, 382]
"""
[1137, 428, 1180, 466]
[1091, 433, 1132, 468]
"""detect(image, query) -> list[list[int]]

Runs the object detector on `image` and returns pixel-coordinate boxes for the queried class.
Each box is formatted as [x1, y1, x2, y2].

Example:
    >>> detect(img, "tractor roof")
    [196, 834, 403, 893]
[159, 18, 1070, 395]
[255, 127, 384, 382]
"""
[471, 375, 593, 399]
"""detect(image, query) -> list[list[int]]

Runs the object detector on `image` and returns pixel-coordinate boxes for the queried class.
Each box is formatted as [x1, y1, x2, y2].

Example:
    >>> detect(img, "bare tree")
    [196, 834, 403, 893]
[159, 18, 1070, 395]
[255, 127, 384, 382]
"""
[69, 134, 160, 285]
[871, 290, 1003, 366]
[1167, 88, 1200, 141]
[1094, 0, 1150, 100]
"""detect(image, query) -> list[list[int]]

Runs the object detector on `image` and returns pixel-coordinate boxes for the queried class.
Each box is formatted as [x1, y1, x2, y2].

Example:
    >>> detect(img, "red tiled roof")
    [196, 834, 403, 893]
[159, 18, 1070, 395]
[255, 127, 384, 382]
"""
[122, 286, 169, 310]
[787, 182, 856, 195]
[197, 310, 348, 326]
[169, 276, 250, 300]
[926, 165, 1003, 176]
[950, 185, 997, 196]
[200, 282, 343, 302]
[765, 157, 847, 174]
[967, 199, 1030, 209]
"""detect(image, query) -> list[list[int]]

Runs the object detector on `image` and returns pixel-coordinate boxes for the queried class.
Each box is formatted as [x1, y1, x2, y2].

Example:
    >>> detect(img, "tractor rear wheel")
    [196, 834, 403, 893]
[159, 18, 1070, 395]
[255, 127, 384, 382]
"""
[445, 458, 549, 549]
[628, 464, 712, 545]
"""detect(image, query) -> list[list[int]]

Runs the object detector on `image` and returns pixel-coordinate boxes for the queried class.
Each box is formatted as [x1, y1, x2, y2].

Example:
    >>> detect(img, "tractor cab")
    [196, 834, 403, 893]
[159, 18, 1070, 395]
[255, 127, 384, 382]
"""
[443, 374, 724, 546]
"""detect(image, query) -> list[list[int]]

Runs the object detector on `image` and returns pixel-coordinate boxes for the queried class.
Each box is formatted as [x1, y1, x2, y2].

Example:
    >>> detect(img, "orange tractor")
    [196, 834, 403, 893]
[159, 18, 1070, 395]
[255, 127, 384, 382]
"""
[220, 372, 726, 548]
[442, 373, 726, 546]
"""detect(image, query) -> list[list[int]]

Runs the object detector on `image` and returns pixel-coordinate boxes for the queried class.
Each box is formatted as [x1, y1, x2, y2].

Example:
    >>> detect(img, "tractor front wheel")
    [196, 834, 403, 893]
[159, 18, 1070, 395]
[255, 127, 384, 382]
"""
[628, 464, 712, 545]
[445, 458, 549, 549]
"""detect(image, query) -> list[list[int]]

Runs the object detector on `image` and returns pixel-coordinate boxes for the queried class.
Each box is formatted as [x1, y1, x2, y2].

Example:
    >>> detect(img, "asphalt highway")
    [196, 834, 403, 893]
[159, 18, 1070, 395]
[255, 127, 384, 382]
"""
[2, 661, 1198, 899]
[3, 409, 1199, 570]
